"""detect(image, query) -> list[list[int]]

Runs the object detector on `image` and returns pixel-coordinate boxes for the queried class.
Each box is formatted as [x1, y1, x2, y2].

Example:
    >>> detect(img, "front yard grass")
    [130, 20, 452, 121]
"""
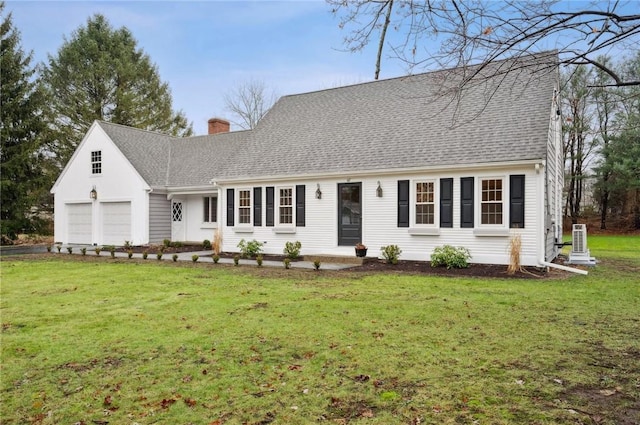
[1, 235, 638, 424]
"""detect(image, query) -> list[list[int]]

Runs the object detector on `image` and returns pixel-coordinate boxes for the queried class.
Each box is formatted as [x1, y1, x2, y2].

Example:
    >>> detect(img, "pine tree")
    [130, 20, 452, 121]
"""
[0, 3, 50, 240]
[41, 14, 193, 168]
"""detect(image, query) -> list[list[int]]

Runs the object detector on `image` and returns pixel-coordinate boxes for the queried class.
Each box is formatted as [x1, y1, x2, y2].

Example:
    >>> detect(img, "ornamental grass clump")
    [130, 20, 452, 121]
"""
[430, 245, 471, 269]
[94, 247, 101, 256]
[256, 255, 263, 267]
[156, 252, 163, 260]
[81, 247, 87, 256]
[67, 247, 73, 254]
[507, 234, 523, 275]
[127, 250, 133, 259]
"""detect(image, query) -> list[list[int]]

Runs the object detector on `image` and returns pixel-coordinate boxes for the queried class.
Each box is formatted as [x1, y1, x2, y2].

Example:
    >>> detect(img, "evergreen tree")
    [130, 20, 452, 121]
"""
[41, 14, 193, 168]
[0, 3, 50, 239]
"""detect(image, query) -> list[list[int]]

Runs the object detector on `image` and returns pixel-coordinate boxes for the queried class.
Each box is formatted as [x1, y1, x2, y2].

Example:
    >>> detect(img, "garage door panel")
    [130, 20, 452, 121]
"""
[102, 202, 131, 245]
[67, 203, 92, 244]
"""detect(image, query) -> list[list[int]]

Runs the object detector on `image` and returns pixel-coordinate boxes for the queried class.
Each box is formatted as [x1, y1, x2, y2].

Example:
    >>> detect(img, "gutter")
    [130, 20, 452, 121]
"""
[538, 259, 588, 275]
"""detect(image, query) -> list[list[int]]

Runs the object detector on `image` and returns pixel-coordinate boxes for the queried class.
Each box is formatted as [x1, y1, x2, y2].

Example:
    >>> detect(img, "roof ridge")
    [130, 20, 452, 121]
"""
[277, 49, 559, 100]
[97, 120, 179, 139]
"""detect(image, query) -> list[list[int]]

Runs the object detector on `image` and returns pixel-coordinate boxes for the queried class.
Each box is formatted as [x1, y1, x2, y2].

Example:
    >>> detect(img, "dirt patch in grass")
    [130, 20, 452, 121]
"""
[558, 343, 640, 425]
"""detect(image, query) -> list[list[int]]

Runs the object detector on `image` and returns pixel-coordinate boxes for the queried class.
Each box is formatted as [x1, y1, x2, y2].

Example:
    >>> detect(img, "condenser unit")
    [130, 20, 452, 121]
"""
[568, 224, 597, 265]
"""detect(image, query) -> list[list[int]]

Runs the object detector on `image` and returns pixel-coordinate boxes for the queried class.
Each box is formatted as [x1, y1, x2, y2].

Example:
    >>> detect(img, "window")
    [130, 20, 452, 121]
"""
[238, 189, 251, 224]
[481, 178, 503, 225]
[203, 196, 217, 223]
[172, 202, 183, 222]
[279, 188, 293, 225]
[415, 181, 435, 225]
[91, 150, 102, 174]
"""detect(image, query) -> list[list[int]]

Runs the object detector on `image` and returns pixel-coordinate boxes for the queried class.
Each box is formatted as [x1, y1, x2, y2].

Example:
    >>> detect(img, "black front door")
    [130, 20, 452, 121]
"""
[338, 183, 362, 246]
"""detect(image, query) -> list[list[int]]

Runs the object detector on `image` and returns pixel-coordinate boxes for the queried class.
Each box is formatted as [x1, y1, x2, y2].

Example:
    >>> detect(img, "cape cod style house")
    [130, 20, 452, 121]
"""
[51, 52, 563, 266]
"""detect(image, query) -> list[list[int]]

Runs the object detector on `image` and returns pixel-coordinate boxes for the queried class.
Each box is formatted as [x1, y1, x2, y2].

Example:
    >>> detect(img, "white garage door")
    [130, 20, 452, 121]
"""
[102, 202, 131, 245]
[67, 203, 92, 244]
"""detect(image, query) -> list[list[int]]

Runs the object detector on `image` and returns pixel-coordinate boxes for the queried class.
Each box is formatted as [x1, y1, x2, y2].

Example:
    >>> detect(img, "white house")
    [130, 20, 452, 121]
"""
[51, 52, 564, 266]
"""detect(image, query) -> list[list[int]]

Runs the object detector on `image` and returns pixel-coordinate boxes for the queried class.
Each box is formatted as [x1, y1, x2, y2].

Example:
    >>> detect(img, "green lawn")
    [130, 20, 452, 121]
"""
[1, 235, 638, 424]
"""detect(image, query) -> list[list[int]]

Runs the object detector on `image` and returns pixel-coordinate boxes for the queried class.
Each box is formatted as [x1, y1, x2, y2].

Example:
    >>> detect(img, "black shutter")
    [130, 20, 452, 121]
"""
[510, 174, 525, 228]
[253, 187, 262, 227]
[296, 185, 305, 227]
[266, 187, 274, 227]
[440, 178, 453, 228]
[398, 180, 410, 228]
[226, 188, 234, 227]
[460, 177, 474, 228]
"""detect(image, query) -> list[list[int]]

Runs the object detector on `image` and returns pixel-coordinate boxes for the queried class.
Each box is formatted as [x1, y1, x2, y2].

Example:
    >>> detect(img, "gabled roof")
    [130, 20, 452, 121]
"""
[98, 51, 558, 187]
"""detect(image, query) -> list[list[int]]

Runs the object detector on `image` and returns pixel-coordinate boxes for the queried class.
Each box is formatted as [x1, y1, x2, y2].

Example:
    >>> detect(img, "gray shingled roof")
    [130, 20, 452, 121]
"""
[100, 52, 558, 187]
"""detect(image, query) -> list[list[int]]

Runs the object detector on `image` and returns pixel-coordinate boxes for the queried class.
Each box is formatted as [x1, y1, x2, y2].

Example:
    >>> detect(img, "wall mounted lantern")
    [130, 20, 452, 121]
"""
[376, 181, 383, 198]
[90, 186, 98, 200]
[315, 184, 322, 200]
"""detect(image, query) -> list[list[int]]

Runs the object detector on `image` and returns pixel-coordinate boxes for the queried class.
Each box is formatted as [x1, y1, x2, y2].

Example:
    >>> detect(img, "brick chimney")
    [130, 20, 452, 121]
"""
[208, 118, 230, 135]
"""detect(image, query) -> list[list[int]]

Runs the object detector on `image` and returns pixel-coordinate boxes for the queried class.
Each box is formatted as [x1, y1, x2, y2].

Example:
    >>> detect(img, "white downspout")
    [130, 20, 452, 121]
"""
[538, 259, 588, 275]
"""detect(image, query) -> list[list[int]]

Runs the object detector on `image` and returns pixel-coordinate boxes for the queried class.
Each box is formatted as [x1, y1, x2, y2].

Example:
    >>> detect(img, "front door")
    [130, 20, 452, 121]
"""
[171, 201, 185, 241]
[338, 183, 362, 246]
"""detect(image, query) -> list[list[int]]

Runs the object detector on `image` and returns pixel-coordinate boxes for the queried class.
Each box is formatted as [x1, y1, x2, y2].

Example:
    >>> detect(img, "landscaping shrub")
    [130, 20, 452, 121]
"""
[283, 241, 302, 259]
[237, 239, 263, 258]
[172, 254, 178, 262]
[94, 247, 101, 256]
[46, 245, 52, 253]
[283, 258, 291, 269]
[156, 252, 163, 260]
[127, 250, 133, 259]
[256, 255, 263, 267]
[56, 245, 62, 253]
[380, 244, 402, 264]
[313, 260, 321, 270]
[233, 255, 240, 266]
[203, 239, 212, 250]
[163, 239, 171, 248]
[67, 247, 73, 254]
[142, 250, 148, 260]
[192, 254, 199, 263]
[213, 254, 220, 264]
[430, 245, 471, 269]
[81, 247, 86, 256]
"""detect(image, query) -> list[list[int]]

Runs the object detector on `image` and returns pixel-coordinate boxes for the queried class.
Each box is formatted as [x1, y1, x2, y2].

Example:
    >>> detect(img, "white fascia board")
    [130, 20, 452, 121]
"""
[213, 159, 544, 186]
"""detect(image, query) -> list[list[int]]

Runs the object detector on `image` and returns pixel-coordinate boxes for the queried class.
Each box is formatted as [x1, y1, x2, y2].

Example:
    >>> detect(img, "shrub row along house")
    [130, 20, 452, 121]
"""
[51, 52, 563, 266]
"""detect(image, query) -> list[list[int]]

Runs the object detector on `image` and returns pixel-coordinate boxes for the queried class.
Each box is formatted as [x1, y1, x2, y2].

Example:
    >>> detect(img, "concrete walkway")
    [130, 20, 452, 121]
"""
[51, 246, 355, 271]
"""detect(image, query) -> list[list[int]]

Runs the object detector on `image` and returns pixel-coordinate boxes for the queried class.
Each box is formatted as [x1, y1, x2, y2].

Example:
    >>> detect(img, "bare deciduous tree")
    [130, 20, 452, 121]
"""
[329, 0, 640, 87]
[224, 79, 277, 130]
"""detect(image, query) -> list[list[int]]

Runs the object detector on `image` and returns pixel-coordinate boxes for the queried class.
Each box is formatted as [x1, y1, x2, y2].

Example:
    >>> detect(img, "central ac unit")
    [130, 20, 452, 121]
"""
[568, 224, 596, 265]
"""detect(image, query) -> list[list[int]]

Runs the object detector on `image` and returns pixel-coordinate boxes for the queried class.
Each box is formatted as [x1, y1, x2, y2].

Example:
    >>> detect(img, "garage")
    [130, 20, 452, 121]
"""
[67, 203, 92, 244]
[102, 202, 131, 245]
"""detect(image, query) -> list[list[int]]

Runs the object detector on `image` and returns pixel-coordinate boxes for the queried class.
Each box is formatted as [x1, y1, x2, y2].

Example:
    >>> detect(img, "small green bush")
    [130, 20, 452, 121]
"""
[94, 247, 101, 256]
[124, 240, 132, 249]
[203, 239, 212, 250]
[142, 250, 148, 260]
[109, 247, 116, 258]
[237, 239, 263, 258]
[171, 241, 183, 248]
[172, 254, 178, 262]
[56, 245, 62, 253]
[283, 258, 291, 269]
[313, 260, 321, 270]
[127, 250, 133, 259]
[380, 244, 402, 265]
[67, 247, 73, 254]
[192, 254, 199, 263]
[156, 252, 163, 260]
[256, 255, 263, 267]
[283, 241, 302, 259]
[81, 247, 87, 256]
[163, 239, 171, 248]
[233, 255, 240, 266]
[430, 245, 471, 269]
[213, 254, 220, 264]
[46, 245, 52, 253]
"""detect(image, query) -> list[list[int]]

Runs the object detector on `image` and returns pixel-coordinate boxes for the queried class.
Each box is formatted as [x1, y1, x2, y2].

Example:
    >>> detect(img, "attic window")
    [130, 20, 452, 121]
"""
[91, 150, 102, 174]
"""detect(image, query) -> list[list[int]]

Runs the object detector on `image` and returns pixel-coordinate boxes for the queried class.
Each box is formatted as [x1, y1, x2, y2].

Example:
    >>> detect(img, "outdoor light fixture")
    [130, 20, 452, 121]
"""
[315, 184, 322, 199]
[90, 186, 97, 200]
[376, 181, 383, 198]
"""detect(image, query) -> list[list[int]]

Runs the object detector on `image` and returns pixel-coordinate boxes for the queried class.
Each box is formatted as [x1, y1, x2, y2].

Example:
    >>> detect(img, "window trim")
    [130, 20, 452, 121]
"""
[478, 176, 506, 227]
[411, 179, 438, 228]
[203, 196, 217, 224]
[236, 188, 253, 226]
[276, 186, 295, 227]
[91, 150, 102, 175]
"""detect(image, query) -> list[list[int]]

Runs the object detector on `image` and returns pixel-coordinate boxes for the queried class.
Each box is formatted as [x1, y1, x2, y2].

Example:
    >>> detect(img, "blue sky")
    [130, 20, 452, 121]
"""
[7, 1, 410, 134]
[6, 1, 638, 135]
